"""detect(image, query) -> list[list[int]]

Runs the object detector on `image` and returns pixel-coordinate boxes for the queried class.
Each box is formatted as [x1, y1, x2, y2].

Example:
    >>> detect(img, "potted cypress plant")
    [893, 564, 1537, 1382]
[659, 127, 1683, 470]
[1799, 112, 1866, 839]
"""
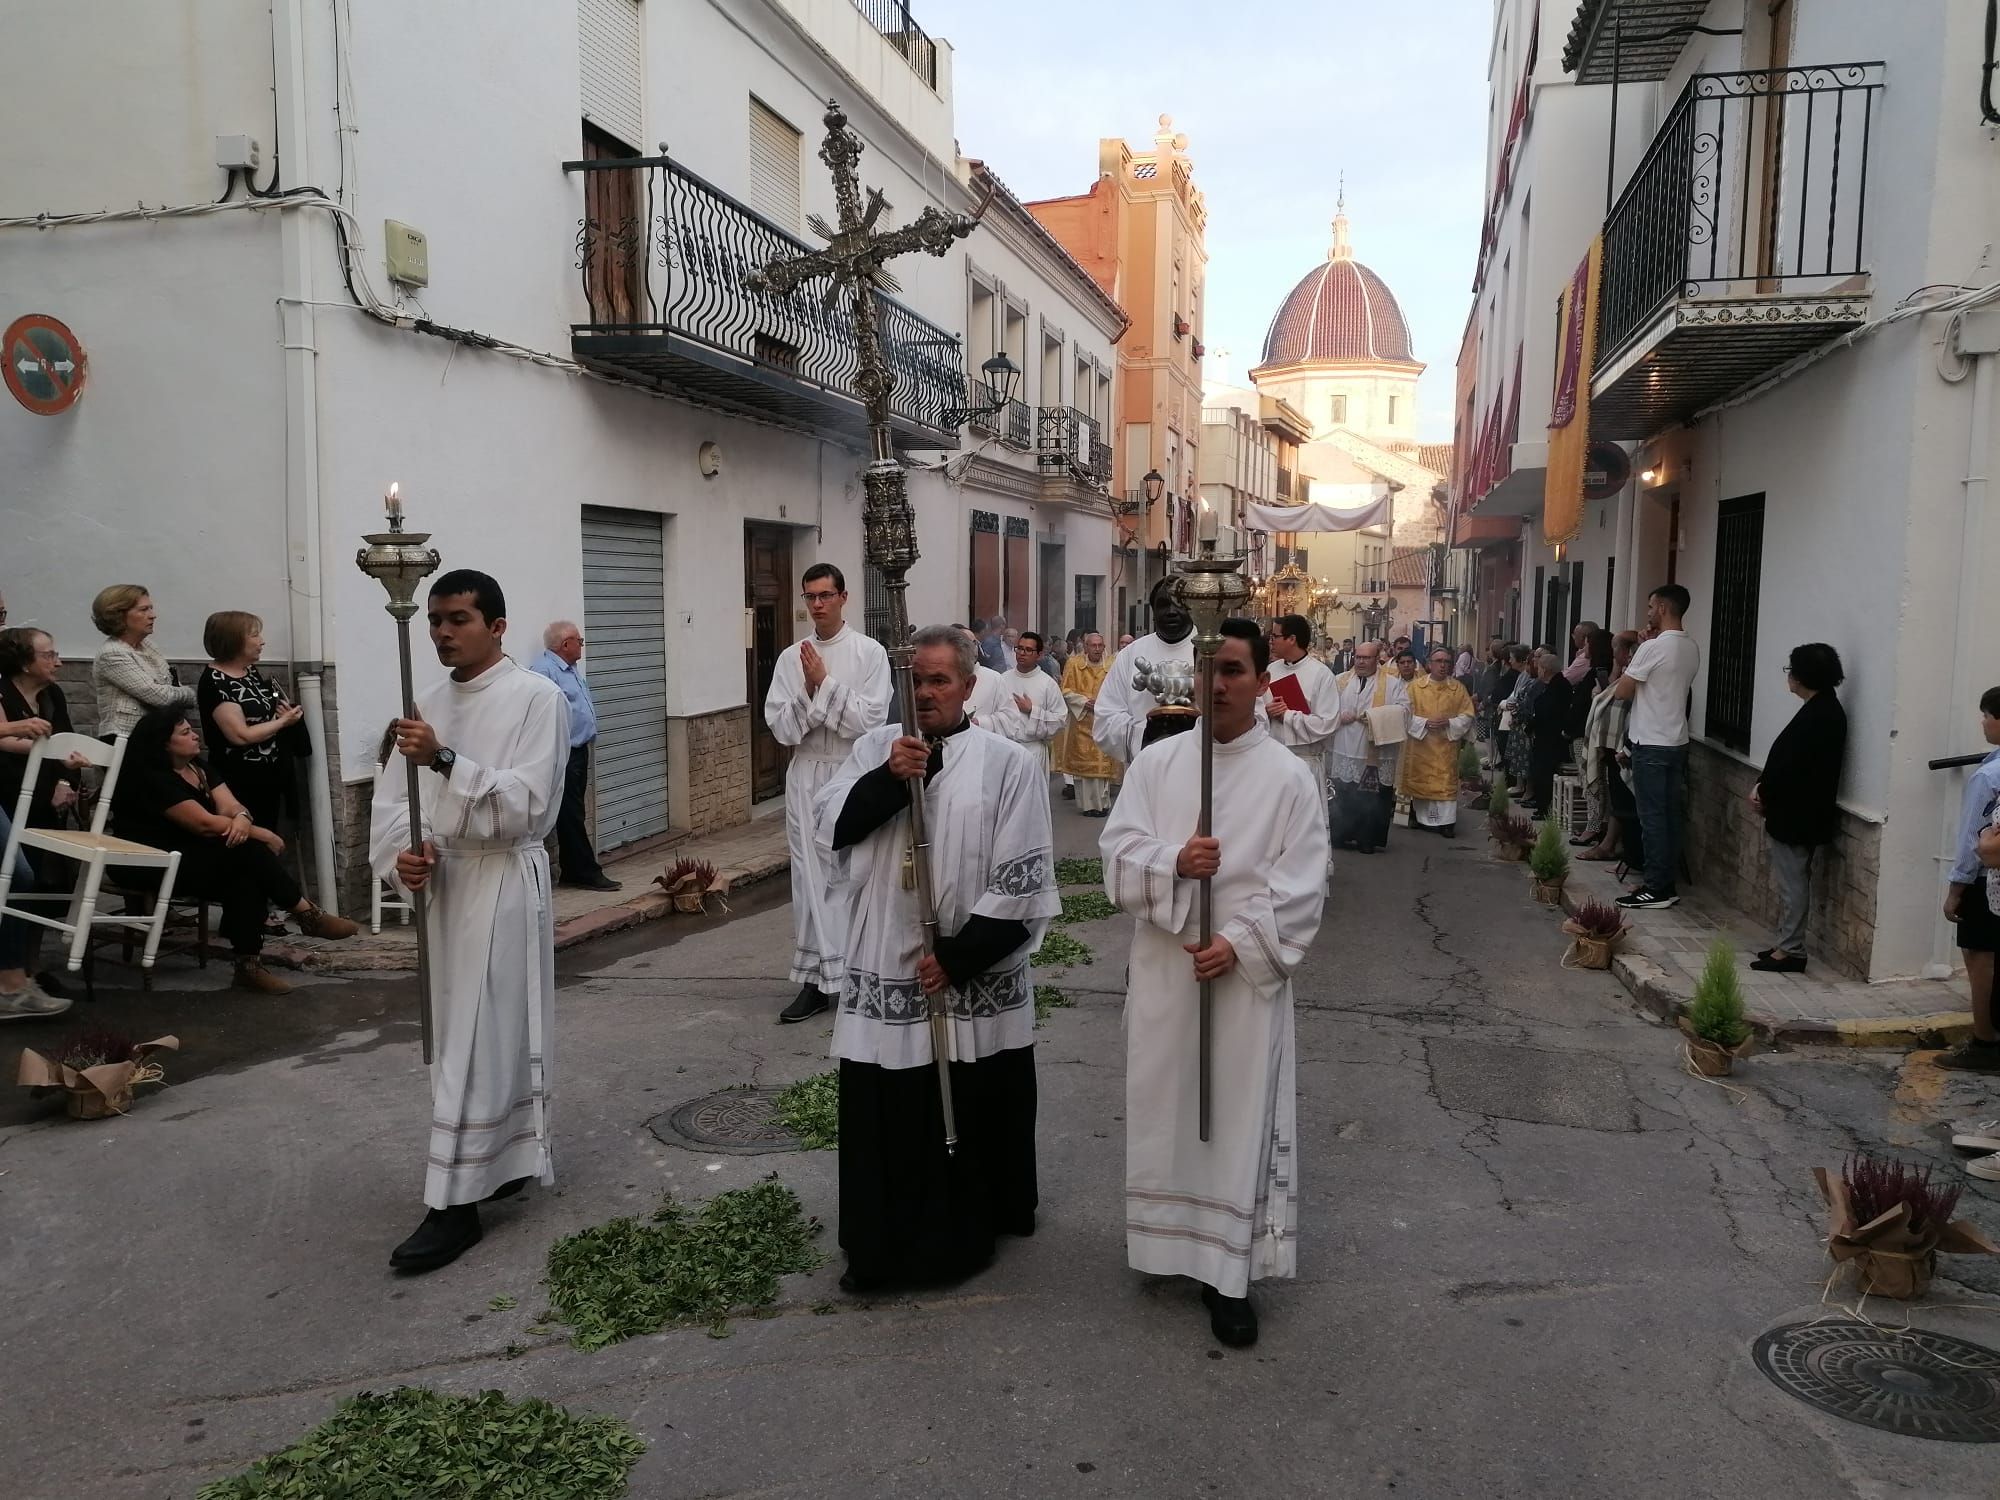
[1561, 898, 1629, 969]
[1680, 939, 1754, 1075]
[1526, 817, 1570, 903]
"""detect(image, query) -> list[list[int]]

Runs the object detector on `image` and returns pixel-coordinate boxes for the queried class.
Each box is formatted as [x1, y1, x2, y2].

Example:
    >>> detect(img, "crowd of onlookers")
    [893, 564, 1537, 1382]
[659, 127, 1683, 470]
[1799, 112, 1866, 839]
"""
[0, 583, 355, 1020]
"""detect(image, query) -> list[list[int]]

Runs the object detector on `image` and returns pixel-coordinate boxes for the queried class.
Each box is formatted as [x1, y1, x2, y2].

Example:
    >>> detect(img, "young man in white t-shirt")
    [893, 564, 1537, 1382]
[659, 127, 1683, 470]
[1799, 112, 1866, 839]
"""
[1611, 584, 1700, 910]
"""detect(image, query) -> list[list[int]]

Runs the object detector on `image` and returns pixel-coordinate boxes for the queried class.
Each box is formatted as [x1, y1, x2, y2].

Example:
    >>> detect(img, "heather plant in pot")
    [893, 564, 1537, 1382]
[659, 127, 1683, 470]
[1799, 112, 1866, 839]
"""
[1526, 818, 1570, 902]
[655, 858, 724, 914]
[1487, 785, 1532, 861]
[1814, 1153, 2000, 1299]
[1561, 898, 1628, 970]
[1680, 939, 1753, 1075]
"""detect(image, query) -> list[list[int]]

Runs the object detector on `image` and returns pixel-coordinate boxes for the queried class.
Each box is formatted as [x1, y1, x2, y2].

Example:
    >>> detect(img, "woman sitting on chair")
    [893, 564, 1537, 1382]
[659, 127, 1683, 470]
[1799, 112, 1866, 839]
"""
[110, 708, 357, 994]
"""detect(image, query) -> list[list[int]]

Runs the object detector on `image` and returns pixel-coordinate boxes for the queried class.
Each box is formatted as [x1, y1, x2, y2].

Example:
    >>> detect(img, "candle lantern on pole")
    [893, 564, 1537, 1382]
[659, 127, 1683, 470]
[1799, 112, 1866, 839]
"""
[1170, 535, 1251, 1142]
[356, 484, 441, 1064]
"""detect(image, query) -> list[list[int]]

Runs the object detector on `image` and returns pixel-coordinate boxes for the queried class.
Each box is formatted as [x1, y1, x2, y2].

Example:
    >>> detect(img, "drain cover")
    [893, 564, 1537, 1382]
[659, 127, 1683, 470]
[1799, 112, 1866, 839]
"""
[1752, 1320, 2000, 1442]
[649, 1088, 799, 1155]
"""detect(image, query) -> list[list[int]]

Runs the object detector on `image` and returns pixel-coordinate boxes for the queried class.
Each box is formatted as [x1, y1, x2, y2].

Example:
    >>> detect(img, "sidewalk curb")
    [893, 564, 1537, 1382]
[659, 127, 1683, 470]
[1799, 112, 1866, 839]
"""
[276, 848, 793, 974]
[1571, 894, 1974, 1050]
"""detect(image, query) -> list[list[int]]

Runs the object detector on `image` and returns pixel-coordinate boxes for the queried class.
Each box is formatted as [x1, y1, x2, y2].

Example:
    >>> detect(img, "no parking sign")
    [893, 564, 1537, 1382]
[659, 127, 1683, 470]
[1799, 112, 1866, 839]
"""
[3, 314, 88, 415]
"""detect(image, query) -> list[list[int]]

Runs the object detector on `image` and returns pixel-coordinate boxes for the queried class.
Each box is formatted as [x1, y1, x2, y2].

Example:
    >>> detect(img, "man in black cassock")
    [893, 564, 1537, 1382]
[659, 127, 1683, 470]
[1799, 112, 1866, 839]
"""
[812, 625, 1059, 1292]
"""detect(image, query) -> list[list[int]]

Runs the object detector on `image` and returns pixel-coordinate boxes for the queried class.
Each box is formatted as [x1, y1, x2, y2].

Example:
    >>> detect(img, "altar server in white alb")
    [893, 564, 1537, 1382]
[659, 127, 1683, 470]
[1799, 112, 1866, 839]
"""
[1093, 577, 1199, 764]
[1102, 619, 1327, 1348]
[956, 625, 1012, 729]
[993, 631, 1068, 771]
[1262, 613, 1341, 883]
[816, 625, 1059, 1292]
[768, 564, 892, 1025]
[371, 569, 571, 1274]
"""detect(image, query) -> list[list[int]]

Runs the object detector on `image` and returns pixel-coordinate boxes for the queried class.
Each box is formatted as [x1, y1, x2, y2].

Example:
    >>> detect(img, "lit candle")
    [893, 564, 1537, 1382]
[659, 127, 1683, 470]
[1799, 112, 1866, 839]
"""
[385, 483, 402, 521]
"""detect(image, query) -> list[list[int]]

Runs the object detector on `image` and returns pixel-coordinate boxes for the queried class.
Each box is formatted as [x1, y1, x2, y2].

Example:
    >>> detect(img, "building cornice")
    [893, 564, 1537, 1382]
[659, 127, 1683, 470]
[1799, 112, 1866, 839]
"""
[964, 160, 1131, 341]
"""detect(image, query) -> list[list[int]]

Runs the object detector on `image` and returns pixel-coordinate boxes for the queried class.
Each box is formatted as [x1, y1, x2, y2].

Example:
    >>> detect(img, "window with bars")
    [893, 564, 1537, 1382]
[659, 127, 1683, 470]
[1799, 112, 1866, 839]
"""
[1705, 494, 1765, 752]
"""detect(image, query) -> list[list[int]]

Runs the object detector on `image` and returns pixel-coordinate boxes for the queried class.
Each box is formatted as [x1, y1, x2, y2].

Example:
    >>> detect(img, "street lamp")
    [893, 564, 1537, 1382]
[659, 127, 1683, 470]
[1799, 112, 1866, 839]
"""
[945, 351, 1022, 426]
[1142, 469, 1165, 506]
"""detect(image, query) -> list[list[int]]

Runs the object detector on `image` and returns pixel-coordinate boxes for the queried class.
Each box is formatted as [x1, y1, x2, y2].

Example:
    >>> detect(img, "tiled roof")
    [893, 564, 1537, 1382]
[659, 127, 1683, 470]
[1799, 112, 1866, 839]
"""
[1386, 546, 1434, 588]
[1386, 441, 1456, 476]
[1258, 257, 1418, 367]
[1562, 0, 1709, 83]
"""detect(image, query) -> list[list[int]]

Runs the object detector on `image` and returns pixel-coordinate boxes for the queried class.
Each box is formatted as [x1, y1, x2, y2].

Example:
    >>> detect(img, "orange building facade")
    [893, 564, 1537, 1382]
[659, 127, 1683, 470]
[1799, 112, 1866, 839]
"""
[1027, 115, 1208, 634]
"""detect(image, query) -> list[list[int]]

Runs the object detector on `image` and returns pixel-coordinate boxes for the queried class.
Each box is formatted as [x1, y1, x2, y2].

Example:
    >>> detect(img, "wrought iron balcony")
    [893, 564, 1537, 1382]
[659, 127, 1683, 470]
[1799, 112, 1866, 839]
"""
[850, 0, 939, 90]
[1037, 406, 1110, 484]
[1276, 466, 1294, 501]
[1591, 64, 1882, 438]
[564, 151, 963, 451]
[1002, 398, 1032, 450]
[967, 379, 1004, 439]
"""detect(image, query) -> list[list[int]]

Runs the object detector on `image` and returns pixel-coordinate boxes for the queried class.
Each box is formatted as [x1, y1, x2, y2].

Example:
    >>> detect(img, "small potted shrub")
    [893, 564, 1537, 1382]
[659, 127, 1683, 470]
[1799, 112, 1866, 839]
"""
[1487, 785, 1531, 861]
[1561, 898, 1628, 969]
[1680, 939, 1753, 1075]
[654, 857, 724, 915]
[1458, 741, 1489, 810]
[1815, 1153, 2000, 1299]
[1526, 817, 1570, 903]
[18, 1029, 178, 1119]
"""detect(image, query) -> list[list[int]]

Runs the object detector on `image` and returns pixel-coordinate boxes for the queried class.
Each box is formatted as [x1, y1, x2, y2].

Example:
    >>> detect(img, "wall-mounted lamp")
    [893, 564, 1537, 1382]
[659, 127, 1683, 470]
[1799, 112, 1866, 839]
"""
[1141, 469, 1166, 505]
[1640, 467, 1659, 484]
[944, 351, 1023, 426]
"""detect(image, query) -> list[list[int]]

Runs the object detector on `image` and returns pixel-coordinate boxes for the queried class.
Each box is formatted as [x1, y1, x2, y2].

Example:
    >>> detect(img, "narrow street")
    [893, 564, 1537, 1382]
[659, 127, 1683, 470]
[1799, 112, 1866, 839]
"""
[3, 791, 1996, 1498]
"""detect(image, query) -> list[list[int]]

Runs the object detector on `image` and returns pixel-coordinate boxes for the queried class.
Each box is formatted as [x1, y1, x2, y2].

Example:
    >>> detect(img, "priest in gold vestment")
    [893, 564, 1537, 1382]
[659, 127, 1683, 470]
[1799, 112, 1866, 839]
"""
[1399, 646, 1477, 837]
[1057, 632, 1120, 816]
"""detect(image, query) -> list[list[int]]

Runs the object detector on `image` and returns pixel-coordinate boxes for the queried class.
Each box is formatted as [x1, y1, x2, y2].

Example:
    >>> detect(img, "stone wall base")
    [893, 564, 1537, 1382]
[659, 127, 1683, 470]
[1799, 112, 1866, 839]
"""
[1683, 742, 1880, 978]
[668, 707, 751, 837]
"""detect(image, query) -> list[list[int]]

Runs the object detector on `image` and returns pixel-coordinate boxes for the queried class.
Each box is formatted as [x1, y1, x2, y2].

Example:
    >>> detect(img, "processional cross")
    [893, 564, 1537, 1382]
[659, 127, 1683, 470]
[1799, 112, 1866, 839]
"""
[747, 101, 980, 1151]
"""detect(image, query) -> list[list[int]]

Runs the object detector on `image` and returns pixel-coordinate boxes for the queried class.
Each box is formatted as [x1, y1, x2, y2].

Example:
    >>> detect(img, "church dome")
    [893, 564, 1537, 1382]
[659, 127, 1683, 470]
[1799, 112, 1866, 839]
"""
[1258, 209, 1418, 367]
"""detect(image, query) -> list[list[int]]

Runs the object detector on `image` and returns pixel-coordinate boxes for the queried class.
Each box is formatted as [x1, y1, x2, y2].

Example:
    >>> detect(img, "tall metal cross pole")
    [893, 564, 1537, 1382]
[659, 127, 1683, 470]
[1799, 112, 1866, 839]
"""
[747, 101, 977, 1152]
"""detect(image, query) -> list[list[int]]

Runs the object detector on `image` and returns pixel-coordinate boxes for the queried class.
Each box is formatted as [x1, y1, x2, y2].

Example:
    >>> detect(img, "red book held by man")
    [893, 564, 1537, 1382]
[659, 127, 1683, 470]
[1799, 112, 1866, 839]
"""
[1268, 672, 1310, 714]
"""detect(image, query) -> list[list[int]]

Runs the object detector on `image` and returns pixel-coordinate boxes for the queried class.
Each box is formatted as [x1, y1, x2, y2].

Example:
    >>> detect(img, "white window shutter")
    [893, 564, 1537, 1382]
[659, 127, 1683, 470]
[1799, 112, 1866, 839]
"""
[579, 0, 643, 148]
[747, 98, 802, 232]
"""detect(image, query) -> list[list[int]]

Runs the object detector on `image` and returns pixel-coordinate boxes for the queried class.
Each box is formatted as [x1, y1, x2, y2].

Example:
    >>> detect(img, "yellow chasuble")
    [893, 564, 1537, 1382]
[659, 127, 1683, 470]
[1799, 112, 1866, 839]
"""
[1056, 655, 1121, 782]
[1400, 676, 1476, 801]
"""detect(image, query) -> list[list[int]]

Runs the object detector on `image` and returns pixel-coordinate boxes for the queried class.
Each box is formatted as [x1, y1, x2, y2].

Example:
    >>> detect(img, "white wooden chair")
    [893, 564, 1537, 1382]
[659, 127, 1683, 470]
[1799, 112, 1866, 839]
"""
[371, 877, 412, 934]
[0, 732, 182, 973]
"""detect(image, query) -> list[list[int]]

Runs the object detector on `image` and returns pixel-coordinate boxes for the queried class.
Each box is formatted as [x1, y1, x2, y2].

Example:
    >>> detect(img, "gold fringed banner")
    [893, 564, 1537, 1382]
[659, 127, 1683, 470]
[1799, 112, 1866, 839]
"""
[1543, 234, 1601, 548]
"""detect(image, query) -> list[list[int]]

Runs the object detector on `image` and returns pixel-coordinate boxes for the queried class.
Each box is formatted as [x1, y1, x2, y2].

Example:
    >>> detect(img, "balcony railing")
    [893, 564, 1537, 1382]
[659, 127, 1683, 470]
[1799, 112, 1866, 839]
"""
[1276, 467, 1294, 501]
[850, 0, 939, 90]
[967, 379, 1004, 439]
[564, 151, 963, 450]
[1003, 398, 1032, 450]
[1598, 64, 1883, 364]
[1037, 406, 1110, 483]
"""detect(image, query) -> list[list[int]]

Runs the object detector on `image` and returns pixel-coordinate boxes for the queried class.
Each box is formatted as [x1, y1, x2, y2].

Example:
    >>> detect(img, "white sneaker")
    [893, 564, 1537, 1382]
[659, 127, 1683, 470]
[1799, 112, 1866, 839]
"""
[1968, 1151, 2000, 1183]
[0, 979, 71, 1021]
[1951, 1117, 2000, 1152]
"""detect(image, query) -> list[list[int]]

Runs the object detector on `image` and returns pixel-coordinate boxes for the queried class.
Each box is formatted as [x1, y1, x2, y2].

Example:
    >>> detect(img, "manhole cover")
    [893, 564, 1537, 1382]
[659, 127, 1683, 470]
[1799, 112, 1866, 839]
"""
[1752, 1320, 2000, 1442]
[648, 1088, 799, 1155]
[1424, 1038, 1639, 1132]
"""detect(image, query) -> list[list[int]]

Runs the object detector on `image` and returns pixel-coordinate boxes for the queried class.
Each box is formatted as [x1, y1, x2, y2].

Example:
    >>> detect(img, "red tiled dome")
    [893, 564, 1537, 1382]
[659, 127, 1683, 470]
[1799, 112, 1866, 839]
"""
[1259, 219, 1418, 367]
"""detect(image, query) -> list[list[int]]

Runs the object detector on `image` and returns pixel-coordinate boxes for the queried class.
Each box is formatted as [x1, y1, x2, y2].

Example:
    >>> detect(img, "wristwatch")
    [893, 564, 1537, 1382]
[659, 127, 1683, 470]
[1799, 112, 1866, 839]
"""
[432, 746, 457, 777]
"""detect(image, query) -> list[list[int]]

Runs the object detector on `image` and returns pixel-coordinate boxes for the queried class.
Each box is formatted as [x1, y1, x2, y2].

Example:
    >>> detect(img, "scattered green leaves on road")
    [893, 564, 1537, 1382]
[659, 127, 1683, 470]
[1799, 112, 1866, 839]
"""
[1034, 985, 1073, 1025]
[773, 1070, 839, 1150]
[545, 1177, 822, 1352]
[487, 1294, 518, 1312]
[1056, 890, 1119, 925]
[1055, 857, 1104, 887]
[195, 1386, 645, 1499]
[1032, 929, 1094, 968]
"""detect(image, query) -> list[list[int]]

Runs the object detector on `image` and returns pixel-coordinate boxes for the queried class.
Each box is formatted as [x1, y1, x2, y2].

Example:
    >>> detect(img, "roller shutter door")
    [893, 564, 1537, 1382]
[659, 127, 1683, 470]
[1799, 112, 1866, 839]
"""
[579, 0, 644, 150]
[581, 507, 669, 848]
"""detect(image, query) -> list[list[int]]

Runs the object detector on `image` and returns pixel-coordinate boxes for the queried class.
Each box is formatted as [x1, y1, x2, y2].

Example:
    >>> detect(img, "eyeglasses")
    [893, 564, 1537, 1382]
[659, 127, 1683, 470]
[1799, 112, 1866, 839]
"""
[801, 591, 842, 604]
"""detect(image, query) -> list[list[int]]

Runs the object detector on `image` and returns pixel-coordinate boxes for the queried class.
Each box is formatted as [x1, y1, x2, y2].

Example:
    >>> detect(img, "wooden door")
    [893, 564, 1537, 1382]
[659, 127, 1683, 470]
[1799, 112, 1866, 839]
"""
[744, 524, 794, 803]
[1754, 0, 1796, 289]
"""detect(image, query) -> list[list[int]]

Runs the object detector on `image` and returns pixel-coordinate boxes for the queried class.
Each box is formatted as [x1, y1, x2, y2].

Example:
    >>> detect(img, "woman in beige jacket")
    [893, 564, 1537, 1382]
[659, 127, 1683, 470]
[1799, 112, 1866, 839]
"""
[90, 584, 195, 742]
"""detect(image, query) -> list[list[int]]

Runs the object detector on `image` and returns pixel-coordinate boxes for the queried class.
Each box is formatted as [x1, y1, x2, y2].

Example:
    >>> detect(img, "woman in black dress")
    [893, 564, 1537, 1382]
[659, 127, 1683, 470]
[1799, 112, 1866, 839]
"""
[111, 708, 355, 994]
[0, 627, 83, 829]
[1749, 643, 1848, 972]
[196, 611, 305, 834]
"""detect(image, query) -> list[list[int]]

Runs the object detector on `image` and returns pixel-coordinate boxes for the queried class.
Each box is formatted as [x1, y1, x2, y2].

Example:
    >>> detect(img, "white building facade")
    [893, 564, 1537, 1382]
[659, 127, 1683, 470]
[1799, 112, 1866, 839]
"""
[0, 0, 1121, 908]
[1455, 0, 2000, 981]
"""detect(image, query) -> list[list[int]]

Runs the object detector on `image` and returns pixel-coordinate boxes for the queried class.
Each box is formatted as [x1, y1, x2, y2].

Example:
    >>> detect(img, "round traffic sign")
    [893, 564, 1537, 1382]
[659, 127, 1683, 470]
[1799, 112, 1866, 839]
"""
[3, 314, 88, 415]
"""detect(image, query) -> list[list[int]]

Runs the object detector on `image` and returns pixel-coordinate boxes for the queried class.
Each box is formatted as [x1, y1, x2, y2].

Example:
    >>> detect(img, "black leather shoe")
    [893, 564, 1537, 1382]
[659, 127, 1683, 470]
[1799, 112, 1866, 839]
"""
[389, 1205, 483, 1273]
[839, 1266, 881, 1295]
[1201, 1284, 1258, 1347]
[778, 985, 830, 1024]
[565, 874, 622, 892]
[484, 1177, 531, 1203]
[1061, 784, 1076, 800]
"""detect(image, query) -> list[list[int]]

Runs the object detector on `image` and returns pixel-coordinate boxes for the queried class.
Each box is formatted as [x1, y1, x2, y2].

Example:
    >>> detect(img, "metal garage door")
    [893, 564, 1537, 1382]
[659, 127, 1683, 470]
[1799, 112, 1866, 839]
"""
[581, 507, 669, 849]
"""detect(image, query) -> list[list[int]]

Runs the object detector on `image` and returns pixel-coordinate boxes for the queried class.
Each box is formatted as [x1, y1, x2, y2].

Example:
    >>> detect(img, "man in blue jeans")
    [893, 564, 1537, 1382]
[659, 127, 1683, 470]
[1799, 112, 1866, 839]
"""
[1613, 585, 1700, 911]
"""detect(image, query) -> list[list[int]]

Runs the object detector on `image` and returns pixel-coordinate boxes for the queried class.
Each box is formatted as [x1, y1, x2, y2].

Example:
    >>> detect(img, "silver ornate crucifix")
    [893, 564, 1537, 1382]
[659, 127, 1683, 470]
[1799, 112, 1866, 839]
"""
[747, 100, 979, 1153]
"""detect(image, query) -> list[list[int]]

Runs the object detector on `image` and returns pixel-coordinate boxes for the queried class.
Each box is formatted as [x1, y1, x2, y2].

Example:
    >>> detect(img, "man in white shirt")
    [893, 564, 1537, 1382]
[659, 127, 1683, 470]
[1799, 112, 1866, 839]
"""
[993, 631, 1068, 772]
[767, 564, 893, 1022]
[1613, 585, 1701, 911]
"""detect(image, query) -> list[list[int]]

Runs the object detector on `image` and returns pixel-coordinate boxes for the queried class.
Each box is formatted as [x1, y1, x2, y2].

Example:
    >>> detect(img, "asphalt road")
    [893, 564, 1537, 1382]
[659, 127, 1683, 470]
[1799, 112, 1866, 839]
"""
[3, 790, 1998, 1498]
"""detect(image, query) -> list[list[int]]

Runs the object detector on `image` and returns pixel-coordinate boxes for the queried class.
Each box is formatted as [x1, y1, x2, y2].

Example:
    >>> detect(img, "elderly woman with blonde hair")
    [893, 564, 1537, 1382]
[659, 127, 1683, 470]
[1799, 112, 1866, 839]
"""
[90, 584, 194, 742]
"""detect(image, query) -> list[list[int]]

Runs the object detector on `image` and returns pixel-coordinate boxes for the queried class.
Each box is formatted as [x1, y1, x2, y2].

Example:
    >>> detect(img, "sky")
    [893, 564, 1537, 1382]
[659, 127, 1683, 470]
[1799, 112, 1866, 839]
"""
[922, 0, 1494, 442]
